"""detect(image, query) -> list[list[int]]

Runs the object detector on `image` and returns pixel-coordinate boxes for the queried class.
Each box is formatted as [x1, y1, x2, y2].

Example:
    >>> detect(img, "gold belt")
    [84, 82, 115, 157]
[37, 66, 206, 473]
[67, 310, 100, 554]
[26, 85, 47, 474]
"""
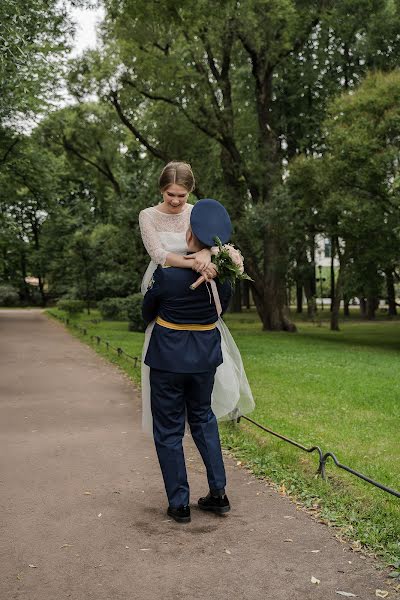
[155, 316, 216, 331]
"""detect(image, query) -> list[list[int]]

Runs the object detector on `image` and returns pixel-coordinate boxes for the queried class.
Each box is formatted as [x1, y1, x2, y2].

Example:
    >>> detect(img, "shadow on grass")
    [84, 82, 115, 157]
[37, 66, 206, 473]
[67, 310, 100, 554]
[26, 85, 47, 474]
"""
[294, 325, 400, 353]
[225, 309, 400, 353]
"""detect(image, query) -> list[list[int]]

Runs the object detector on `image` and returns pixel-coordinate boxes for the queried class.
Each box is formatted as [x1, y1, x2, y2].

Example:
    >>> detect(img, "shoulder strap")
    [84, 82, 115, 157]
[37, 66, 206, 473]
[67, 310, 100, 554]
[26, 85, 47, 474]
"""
[209, 280, 222, 317]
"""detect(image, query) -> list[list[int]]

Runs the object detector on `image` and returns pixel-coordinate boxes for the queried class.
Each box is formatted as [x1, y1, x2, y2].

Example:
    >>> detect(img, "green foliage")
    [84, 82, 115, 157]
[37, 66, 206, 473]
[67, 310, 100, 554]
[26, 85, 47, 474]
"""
[331, 71, 400, 299]
[98, 296, 133, 321]
[40, 103, 128, 201]
[286, 69, 400, 324]
[57, 299, 85, 317]
[0, 131, 65, 306]
[127, 294, 146, 332]
[0, 284, 19, 306]
[81, 0, 398, 329]
[2, 0, 400, 326]
[0, 0, 73, 124]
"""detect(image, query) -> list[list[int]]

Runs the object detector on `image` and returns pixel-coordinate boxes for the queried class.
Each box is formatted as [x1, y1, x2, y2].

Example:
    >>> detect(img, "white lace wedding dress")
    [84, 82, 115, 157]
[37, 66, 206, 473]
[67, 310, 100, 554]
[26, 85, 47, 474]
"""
[139, 203, 255, 436]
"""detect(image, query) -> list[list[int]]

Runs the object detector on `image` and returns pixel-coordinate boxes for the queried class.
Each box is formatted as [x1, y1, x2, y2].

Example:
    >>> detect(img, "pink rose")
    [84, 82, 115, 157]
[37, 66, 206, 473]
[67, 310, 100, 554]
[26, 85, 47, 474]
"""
[223, 244, 244, 273]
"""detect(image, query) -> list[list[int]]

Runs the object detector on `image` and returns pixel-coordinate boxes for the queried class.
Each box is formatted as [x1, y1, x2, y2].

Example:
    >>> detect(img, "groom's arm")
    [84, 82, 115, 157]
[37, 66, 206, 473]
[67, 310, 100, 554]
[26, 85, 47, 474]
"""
[142, 267, 164, 325]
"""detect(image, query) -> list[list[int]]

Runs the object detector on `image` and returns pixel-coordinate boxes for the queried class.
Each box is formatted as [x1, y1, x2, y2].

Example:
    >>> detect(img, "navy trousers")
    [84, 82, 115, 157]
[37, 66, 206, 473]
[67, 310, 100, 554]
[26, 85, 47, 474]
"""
[149, 368, 227, 508]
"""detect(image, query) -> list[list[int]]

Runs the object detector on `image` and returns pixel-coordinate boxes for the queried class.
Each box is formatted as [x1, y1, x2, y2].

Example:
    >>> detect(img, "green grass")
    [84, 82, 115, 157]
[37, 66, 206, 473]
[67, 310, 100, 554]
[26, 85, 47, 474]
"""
[221, 311, 400, 566]
[46, 307, 400, 566]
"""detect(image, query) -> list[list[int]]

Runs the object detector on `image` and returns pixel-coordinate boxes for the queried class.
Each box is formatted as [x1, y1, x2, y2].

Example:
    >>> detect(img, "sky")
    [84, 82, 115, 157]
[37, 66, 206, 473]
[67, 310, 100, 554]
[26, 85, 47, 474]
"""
[53, 4, 105, 111]
[13, 5, 104, 132]
[69, 4, 105, 57]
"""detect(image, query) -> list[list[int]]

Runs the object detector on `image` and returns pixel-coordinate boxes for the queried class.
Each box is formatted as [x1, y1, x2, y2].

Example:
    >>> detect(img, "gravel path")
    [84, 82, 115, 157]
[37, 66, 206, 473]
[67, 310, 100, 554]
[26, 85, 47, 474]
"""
[0, 309, 393, 600]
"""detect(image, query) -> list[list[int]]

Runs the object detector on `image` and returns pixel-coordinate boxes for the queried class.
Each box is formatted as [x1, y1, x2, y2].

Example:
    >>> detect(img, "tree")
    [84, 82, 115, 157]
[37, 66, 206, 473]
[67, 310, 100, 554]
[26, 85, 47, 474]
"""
[0, 0, 74, 126]
[0, 132, 65, 305]
[73, 0, 400, 330]
[40, 103, 128, 203]
[82, 0, 333, 330]
[276, 0, 400, 313]
[308, 70, 400, 330]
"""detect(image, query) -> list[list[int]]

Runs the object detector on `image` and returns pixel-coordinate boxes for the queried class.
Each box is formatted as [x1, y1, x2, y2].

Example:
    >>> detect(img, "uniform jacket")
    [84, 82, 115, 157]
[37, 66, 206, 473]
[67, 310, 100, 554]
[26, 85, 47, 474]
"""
[142, 266, 232, 373]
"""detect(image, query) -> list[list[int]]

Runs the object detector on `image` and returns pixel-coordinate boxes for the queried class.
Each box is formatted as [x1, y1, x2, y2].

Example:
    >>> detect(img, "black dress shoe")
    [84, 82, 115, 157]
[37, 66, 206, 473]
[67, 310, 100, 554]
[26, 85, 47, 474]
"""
[167, 505, 191, 523]
[198, 492, 231, 514]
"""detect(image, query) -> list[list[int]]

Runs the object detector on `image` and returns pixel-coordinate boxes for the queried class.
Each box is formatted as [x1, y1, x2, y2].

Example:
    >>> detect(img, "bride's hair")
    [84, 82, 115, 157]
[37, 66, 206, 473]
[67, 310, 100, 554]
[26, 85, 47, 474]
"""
[159, 161, 195, 193]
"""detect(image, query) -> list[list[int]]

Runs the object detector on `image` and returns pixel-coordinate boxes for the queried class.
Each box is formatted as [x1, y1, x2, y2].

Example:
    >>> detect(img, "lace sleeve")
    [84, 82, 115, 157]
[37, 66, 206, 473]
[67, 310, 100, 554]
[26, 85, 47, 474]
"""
[139, 210, 169, 266]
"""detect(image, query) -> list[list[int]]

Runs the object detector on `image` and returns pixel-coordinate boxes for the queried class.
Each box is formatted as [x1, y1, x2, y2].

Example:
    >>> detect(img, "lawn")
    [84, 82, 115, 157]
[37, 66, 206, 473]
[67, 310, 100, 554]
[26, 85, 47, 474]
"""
[46, 307, 400, 565]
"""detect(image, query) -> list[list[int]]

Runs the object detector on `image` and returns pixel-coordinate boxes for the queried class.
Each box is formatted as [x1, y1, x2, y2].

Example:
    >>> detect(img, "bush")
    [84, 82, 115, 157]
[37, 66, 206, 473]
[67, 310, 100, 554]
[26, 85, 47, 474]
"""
[58, 286, 80, 301]
[57, 299, 85, 318]
[98, 296, 132, 321]
[0, 284, 19, 306]
[127, 293, 146, 332]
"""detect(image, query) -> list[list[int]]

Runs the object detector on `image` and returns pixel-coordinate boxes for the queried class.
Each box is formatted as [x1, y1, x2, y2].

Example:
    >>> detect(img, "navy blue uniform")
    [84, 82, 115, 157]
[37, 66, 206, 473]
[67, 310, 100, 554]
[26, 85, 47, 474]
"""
[142, 266, 232, 508]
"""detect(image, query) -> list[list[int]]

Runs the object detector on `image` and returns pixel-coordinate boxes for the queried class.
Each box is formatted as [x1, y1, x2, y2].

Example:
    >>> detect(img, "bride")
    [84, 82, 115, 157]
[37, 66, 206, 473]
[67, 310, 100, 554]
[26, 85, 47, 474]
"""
[139, 161, 255, 435]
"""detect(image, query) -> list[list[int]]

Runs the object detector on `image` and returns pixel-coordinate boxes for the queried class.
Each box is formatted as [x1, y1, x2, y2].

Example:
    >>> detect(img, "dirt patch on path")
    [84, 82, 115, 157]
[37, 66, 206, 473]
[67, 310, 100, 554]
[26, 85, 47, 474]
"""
[0, 309, 393, 600]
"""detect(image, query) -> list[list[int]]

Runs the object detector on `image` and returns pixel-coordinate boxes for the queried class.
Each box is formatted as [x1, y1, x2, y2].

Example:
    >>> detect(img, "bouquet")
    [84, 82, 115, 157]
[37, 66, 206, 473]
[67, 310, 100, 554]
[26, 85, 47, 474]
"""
[190, 237, 252, 290]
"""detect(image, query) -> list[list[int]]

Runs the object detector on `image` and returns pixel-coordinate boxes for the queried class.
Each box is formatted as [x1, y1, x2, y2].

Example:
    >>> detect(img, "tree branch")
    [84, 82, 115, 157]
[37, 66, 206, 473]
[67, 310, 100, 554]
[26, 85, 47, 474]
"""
[0, 137, 19, 167]
[109, 90, 168, 162]
[200, 36, 221, 82]
[95, 140, 122, 196]
[181, 30, 224, 121]
[121, 77, 222, 142]
[62, 135, 122, 197]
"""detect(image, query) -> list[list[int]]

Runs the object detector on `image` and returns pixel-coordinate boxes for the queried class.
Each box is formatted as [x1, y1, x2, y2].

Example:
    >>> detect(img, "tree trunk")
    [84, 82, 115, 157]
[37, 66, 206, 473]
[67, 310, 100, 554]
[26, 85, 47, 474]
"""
[250, 277, 296, 332]
[304, 281, 317, 318]
[251, 67, 296, 331]
[242, 280, 250, 309]
[38, 276, 46, 307]
[303, 263, 317, 318]
[330, 266, 344, 331]
[359, 297, 367, 318]
[343, 296, 350, 317]
[366, 295, 377, 320]
[306, 246, 317, 318]
[219, 151, 295, 330]
[296, 282, 303, 313]
[331, 238, 345, 330]
[228, 282, 242, 313]
[286, 282, 291, 309]
[262, 234, 296, 331]
[31, 217, 47, 307]
[330, 237, 335, 311]
[19, 249, 30, 304]
[385, 269, 397, 316]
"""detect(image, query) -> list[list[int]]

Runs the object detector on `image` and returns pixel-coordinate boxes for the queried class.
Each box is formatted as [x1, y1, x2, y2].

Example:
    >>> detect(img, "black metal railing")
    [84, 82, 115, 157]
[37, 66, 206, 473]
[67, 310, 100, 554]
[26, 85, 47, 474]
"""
[48, 311, 400, 500]
[48, 312, 141, 368]
[237, 415, 400, 499]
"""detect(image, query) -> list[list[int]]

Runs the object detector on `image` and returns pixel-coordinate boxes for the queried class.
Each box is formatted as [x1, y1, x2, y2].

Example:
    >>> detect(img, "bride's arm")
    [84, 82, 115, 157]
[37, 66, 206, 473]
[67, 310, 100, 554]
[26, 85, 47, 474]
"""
[166, 253, 218, 284]
[139, 210, 169, 266]
[139, 210, 212, 272]
[165, 253, 194, 268]
[165, 249, 212, 270]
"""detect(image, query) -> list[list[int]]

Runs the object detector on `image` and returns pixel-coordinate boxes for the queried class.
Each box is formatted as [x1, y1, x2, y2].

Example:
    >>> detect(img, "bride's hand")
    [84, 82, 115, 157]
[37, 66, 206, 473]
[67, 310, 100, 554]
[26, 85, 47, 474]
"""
[202, 263, 218, 281]
[183, 248, 212, 272]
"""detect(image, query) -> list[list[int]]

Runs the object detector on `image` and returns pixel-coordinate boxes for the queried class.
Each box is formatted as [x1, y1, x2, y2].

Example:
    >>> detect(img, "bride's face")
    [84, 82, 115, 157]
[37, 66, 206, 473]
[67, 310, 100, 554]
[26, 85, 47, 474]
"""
[161, 183, 189, 213]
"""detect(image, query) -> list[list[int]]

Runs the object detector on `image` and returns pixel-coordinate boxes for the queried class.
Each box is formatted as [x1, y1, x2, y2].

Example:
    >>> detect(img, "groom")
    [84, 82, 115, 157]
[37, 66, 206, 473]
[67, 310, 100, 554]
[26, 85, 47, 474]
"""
[142, 199, 233, 523]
